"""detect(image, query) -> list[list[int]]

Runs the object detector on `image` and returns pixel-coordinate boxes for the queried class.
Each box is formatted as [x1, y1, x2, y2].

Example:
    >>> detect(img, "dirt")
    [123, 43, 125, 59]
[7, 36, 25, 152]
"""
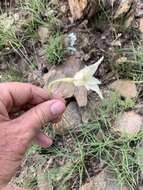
[1, 0, 143, 190]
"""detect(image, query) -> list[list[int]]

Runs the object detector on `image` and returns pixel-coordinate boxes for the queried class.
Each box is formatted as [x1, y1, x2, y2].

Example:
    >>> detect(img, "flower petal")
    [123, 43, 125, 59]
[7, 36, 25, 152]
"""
[85, 56, 104, 75]
[85, 84, 103, 99]
[74, 56, 104, 80]
[86, 77, 101, 85]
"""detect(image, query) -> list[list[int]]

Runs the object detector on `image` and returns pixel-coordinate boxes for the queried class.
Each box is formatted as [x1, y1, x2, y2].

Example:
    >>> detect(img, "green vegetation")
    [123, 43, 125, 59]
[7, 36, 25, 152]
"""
[44, 33, 64, 64]
[24, 177, 37, 189]
[27, 144, 41, 155]
[20, 0, 59, 38]
[114, 42, 143, 82]
[0, 1, 143, 189]
[24, 19, 40, 41]
[19, 0, 46, 39]
[0, 69, 24, 82]
[27, 92, 138, 189]
[0, 21, 21, 51]
[19, 0, 46, 16]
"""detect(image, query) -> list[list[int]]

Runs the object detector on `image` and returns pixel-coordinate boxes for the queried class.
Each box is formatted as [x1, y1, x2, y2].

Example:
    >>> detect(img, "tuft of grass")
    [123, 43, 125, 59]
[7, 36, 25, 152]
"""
[45, 12, 60, 31]
[98, 91, 136, 124]
[19, 0, 46, 16]
[24, 177, 37, 189]
[0, 21, 21, 51]
[20, 0, 60, 43]
[20, 0, 59, 28]
[87, 131, 140, 189]
[23, 19, 40, 41]
[0, 69, 24, 82]
[27, 144, 41, 155]
[114, 42, 143, 82]
[19, 0, 45, 41]
[44, 33, 64, 64]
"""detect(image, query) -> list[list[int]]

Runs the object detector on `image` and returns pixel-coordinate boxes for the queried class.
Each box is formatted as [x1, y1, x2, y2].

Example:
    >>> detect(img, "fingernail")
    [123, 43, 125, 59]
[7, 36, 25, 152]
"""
[51, 101, 65, 116]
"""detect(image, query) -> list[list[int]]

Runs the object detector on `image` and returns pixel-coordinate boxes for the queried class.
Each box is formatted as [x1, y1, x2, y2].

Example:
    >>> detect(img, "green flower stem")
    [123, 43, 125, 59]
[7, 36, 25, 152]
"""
[48, 77, 75, 94]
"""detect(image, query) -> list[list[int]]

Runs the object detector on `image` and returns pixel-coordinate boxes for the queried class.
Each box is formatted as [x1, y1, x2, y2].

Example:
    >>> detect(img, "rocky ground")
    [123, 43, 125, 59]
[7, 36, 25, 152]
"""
[1, 0, 143, 189]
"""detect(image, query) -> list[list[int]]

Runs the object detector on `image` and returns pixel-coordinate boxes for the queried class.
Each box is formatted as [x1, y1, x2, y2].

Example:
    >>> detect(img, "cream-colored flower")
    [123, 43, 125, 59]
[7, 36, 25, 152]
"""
[48, 57, 104, 99]
[73, 56, 104, 99]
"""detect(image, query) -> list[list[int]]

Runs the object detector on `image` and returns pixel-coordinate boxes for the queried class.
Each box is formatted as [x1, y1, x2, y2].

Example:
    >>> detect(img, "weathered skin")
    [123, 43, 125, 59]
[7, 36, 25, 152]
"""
[0, 82, 65, 190]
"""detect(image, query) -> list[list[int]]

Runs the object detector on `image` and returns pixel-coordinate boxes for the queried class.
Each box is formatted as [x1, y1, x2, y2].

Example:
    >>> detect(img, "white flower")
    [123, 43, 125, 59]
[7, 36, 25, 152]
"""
[48, 57, 104, 99]
[73, 57, 104, 99]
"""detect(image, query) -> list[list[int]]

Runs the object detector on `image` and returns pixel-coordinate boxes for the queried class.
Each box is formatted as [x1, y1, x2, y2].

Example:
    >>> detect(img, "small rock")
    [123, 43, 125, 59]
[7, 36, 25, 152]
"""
[111, 40, 122, 47]
[116, 57, 128, 64]
[80, 169, 130, 190]
[49, 0, 58, 5]
[0, 63, 8, 70]
[124, 9, 134, 28]
[60, 5, 67, 13]
[53, 101, 82, 134]
[74, 86, 87, 107]
[80, 182, 94, 190]
[79, 92, 101, 124]
[13, 12, 20, 22]
[135, 0, 143, 18]
[38, 26, 50, 44]
[68, 0, 88, 20]
[110, 80, 138, 99]
[114, 0, 133, 19]
[56, 52, 82, 77]
[114, 111, 143, 137]
[0, 13, 14, 31]
[37, 170, 53, 190]
[68, 0, 100, 20]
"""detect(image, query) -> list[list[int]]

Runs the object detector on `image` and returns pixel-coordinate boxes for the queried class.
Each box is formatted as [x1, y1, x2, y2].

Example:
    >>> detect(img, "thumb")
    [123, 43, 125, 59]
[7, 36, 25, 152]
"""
[16, 99, 65, 131]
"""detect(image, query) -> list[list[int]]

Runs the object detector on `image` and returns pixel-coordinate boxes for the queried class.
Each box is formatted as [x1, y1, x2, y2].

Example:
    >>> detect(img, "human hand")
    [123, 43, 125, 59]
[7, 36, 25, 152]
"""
[0, 82, 65, 189]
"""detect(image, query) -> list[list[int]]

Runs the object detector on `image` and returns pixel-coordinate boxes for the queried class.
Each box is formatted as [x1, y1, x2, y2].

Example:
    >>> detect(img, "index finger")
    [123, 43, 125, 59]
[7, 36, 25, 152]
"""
[0, 82, 49, 112]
